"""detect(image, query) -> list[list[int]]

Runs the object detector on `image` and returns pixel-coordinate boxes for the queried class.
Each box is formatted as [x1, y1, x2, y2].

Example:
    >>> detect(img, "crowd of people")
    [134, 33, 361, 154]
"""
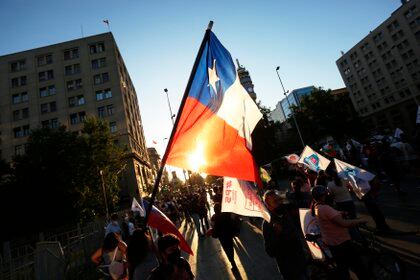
[90, 132, 417, 280]
[260, 134, 417, 279]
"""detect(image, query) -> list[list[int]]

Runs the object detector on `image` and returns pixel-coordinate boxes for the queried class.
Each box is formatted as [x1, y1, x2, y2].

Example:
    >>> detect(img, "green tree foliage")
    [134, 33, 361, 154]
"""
[289, 88, 366, 145]
[251, 103, 283, 166]
[0, 118, 125, 240]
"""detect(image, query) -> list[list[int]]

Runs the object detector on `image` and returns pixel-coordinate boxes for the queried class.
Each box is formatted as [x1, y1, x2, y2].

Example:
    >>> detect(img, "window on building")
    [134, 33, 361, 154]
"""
[91, 57, 107, 69]
[95, 88, 112, 100]
[11, 76, 27, 88]
[110, 121, 117, 133]
[13, 110, 20, 121]
[98, 106, 105, 118]
[405, 5, 418, 19]
[38, 70, 54, 82]
[41, 120, 50, 128]
[51, 118, 58, 128]
[68, 95, 85, 107]
[70, 113, 78, 125]
[10, 59, 26, 72]
[64, 48, 79, 60]
[39, 85, 56, 97]
[41, 102, 56, 114]
[22, 108, 29, 119]
[93, 73, 110, 85]
[64, 64, 81, 75]
[37, 54, 53, 66]
[89, 42, 105, 54]
[106, 104, 114, 116]
[15, 145, 25, 156]
[12, 92, 28, 104]
[66, 79, 82, 91]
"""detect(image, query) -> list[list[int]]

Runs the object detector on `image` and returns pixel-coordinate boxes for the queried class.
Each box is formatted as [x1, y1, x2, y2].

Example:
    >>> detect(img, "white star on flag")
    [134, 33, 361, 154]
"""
[208, 59, 219, 95]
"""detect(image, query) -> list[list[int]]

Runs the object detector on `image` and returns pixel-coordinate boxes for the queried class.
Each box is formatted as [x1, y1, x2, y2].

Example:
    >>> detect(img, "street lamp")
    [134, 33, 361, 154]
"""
[275, 66, 305, 148]
[99, 169, 110, 221]
[163, 88, 176, 125]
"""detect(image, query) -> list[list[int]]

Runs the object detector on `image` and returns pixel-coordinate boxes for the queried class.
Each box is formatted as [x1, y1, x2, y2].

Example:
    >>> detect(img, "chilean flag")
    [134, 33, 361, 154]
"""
[143, 200, 193, 255]
[166, 31, 262, 182]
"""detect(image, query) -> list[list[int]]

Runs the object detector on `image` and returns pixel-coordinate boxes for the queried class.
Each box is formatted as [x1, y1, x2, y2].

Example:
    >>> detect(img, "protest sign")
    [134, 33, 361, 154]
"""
[298, 146, 331, 172]
[222, 177, 270, 222]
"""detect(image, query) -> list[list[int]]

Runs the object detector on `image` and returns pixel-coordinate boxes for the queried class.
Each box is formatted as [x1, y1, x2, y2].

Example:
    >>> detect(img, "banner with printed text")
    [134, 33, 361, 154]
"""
[222, 177, 270, 222]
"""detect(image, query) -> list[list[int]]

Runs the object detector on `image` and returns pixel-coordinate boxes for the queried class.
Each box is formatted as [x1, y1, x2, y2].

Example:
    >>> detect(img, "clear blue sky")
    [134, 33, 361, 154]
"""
[0, 0, 400, 155]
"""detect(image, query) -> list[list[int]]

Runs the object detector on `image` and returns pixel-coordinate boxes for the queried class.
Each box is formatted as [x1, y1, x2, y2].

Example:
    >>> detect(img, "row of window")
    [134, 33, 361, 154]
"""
[11, 70, 109, 89]
[9, 42, 106, 73]
[11, 87, 112, 105]
[12, 119, 117, 139]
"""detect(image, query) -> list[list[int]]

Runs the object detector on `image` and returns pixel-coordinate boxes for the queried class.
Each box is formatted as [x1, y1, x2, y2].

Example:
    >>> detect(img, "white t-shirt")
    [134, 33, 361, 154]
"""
[327, 181, 352, 203]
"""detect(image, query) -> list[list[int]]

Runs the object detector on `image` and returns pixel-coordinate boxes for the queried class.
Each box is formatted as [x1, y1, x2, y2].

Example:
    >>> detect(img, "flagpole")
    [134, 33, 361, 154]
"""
[145, 21, 214, 223]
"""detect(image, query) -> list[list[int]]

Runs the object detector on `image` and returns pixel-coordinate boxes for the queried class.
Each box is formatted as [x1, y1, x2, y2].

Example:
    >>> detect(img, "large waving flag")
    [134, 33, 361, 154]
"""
[142, 200, 193, 255]
[298, 146, 330, 172]
[166, 31, 262, 182]
[334, 158, 375, 199]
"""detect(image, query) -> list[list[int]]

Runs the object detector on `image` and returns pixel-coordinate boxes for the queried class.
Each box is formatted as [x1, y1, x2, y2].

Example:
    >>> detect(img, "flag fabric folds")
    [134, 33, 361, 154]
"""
[334, 158, 376, 199]
[166, 31, 262, 182]
[222, 177, 270, 222]
[131, 197, 146, 217]
[142, 200, 193, 255]
[298, 146, 331, 172]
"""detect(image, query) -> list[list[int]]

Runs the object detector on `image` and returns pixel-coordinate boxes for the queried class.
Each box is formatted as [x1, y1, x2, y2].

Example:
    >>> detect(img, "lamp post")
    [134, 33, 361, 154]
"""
[99, 169, 110, 221]
[275, 66, 305, 148]
[163, 88, 176, 125]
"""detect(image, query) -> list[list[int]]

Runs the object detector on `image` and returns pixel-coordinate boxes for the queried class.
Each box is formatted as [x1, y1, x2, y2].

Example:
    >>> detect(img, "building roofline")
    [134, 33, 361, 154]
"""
[336, 2, 408, 61]
[0, 32, 114, 58]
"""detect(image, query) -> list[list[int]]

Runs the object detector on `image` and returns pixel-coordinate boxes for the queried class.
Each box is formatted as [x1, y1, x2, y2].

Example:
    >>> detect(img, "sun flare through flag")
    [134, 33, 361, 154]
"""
[166, 31, 262, 182]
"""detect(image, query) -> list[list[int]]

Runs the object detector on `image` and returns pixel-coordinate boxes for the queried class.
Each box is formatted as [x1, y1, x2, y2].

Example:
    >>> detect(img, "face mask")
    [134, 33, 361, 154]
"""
[167, 248, 181, 264]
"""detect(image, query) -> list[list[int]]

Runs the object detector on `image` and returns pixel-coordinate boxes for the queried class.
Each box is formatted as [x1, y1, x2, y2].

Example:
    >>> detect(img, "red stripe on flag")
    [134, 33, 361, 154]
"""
[167, 97, 259, 182]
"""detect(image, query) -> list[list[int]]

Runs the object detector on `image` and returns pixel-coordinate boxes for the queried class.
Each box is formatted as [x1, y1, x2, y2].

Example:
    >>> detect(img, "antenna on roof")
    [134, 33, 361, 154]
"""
[340, 50, 345, 56]
[80, 25, 84, 38]
[103, 19, 110, 32]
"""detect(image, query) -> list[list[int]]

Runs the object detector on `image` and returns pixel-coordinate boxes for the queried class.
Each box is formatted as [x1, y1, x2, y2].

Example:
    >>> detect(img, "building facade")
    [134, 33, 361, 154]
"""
[336, 0, 420, 133]
[270, 86, 315, 123]
[270, 101, 286, 123]
[0, 32, 152, 202]
[236, 59, 257, 101]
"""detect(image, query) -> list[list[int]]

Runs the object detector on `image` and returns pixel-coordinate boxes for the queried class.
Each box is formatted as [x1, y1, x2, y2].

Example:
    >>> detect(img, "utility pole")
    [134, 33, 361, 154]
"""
[275, 66, 305, 148]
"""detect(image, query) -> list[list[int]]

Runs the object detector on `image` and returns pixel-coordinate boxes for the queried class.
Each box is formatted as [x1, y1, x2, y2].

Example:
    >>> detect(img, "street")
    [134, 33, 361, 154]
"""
[180, 219, 281, 280]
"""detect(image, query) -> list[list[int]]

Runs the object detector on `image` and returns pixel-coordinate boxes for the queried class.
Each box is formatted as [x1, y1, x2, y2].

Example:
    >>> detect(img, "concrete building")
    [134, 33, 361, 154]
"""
[0, 32, 152, 202]
[236, 59, 257, 101]
[336, 0, 420, 133]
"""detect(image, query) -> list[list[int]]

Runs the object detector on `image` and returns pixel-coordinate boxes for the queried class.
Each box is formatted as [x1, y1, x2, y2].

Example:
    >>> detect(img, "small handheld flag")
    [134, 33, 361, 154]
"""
[298, 146, 330, 172]
[334, 158, 375, 199]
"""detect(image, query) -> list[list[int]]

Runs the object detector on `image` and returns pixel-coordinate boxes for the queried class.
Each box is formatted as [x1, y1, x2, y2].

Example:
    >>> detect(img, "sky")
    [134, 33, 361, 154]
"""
[0, 0, 401, 156]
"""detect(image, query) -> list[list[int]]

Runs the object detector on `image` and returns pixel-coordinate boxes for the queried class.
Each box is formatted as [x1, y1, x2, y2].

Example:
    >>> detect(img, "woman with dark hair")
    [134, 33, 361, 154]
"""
[311, 186, 368, 279]
[314, 170, 328, 187]
[327, 170, 356, 218]
[127, 229, 158, 280]
[91, 232, 128, 279]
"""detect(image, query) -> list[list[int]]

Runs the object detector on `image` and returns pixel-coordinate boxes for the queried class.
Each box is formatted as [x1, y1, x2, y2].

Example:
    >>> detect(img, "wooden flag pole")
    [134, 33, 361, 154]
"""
[145, 21, 214, 223]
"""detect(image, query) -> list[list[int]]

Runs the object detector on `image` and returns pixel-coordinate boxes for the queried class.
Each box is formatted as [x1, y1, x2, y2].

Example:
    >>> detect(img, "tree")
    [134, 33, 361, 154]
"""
[289, 88, 366, 146]
[0, 118, 126, 240]
[251, 103, 283, 166]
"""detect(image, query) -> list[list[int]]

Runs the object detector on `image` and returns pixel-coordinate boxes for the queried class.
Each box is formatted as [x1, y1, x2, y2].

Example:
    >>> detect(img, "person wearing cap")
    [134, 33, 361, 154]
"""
[262, 190, 308, 280]
[311, 185, 369, 279]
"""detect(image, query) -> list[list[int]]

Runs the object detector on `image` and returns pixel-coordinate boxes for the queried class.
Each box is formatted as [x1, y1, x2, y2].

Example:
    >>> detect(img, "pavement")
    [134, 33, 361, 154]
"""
[175, 174, 420, 279]
[180, 219, 281, 280]
[354, 175, 420, 278]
